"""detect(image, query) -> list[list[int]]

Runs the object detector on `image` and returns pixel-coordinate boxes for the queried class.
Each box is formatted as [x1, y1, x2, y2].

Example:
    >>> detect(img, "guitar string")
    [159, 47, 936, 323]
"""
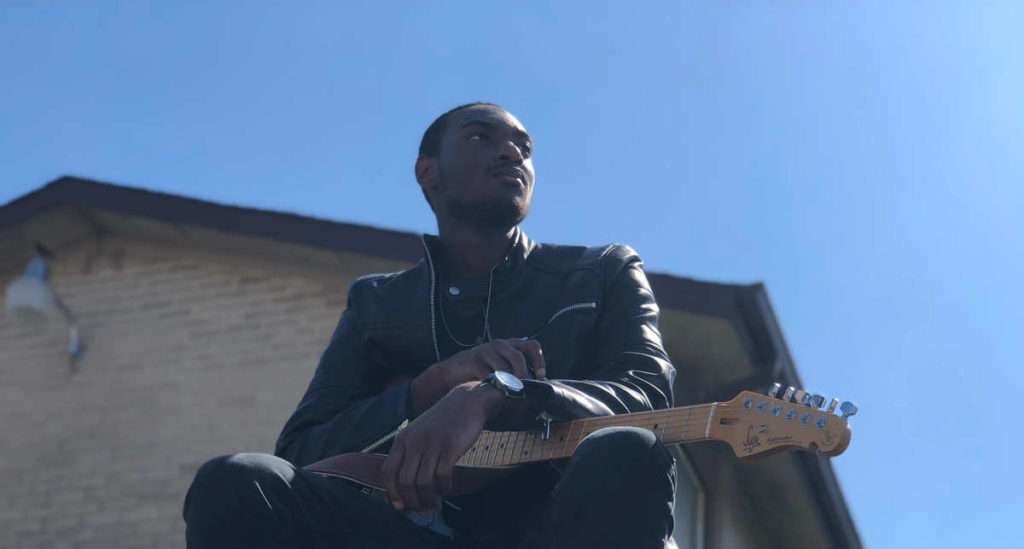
[459, 403, 832, 467]
[520, 406, 826, 464]
[465, 408, 708, 466]
[459, 406, 721, 466]
[479, 404, 831, 467]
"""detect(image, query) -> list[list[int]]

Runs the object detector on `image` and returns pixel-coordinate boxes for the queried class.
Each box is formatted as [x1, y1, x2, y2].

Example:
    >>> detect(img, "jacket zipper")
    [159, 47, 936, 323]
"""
[421, 235, 442, 364]
[528, 301, 597, 338]
[360, 419, 409, 453]
[360, 236, 441, 454]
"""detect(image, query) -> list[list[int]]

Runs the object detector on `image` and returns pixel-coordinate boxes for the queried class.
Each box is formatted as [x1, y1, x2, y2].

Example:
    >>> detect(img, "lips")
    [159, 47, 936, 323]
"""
[491, 166, 526, 183]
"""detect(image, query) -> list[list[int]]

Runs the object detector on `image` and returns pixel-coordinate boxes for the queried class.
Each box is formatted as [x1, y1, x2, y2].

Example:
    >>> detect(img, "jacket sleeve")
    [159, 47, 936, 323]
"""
[274, 298, 411, 466]
[519, 245, 675, 421]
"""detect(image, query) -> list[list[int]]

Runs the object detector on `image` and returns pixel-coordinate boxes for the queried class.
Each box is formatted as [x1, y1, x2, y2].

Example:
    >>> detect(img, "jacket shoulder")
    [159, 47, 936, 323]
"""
[527, 241, 640, 274]
[346, 263, 427, 313]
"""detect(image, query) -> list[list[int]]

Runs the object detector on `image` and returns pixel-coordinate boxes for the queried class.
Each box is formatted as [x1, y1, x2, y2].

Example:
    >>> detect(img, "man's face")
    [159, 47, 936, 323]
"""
[430, 105, 535, 231]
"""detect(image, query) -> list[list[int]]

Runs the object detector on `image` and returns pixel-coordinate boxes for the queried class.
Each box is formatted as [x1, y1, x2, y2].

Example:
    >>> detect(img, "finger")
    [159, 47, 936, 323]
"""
[396, 444, 424, 512]
[490, 340, 529, 379]
[512, 339, 546, 380]
[434, 452, 456, 499]
[415, 449, 443, 512]
[382, 440, 406, 510]
[473, 346, 506, 378]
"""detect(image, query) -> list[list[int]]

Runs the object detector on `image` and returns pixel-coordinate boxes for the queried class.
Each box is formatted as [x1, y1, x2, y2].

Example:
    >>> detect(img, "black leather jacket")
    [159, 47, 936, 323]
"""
[275, 228, 675, 467]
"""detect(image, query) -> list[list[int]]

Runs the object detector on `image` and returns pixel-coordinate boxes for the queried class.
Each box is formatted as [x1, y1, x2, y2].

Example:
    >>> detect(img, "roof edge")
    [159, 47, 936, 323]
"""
[0, 176, 423, 263]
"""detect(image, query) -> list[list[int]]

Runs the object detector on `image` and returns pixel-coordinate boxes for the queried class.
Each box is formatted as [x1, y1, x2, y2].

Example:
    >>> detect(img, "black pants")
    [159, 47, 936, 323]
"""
[183, 426, 676, 549]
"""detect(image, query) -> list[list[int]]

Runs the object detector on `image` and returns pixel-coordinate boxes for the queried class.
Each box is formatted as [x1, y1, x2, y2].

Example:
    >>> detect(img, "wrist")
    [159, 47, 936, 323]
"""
[408, 370, 436, 417]
[462, 381, 506, 419]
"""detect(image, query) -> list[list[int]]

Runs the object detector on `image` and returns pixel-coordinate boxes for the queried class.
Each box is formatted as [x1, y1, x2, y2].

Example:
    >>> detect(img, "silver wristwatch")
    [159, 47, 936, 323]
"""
[484, 370, 525, 399]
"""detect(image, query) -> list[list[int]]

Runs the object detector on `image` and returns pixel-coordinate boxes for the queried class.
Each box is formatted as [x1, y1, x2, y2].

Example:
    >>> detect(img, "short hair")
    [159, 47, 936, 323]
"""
[418, 102, 503, 158]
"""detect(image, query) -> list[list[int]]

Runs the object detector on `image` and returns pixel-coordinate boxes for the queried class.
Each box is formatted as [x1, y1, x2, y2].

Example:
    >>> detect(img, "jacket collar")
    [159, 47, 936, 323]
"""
[420, 226, 535, 283]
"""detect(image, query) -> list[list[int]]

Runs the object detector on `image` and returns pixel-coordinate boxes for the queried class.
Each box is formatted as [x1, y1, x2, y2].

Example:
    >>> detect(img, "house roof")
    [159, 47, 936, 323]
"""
[0, 175, 860, 548]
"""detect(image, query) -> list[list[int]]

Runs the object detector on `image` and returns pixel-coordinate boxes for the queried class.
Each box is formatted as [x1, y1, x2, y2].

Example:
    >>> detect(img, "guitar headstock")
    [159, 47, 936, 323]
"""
[709, 383, 855, 459]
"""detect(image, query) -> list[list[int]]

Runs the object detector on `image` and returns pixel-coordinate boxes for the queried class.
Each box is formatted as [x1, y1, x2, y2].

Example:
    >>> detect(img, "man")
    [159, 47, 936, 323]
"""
[183, 102, 677, 548]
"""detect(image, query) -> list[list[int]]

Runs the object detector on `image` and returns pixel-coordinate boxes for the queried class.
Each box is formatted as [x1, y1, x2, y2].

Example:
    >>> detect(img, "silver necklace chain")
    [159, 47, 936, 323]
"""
[438, 268, 494, 348]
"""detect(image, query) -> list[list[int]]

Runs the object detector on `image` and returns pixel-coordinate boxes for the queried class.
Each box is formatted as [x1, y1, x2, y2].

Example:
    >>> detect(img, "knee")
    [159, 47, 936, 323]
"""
[184, 453, 285, 518]
[190, 453, 263, 494]
[576, 426, 673, 471]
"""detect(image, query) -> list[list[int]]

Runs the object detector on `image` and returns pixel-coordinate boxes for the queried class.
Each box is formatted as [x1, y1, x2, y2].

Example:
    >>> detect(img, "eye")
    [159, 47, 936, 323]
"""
[520, 142, 533, 158]
[468, 131, 488, 141]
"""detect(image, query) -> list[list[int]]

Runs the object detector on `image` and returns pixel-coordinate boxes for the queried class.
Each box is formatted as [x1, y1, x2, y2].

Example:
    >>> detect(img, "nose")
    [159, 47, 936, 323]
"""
[497, 139, 525, 163]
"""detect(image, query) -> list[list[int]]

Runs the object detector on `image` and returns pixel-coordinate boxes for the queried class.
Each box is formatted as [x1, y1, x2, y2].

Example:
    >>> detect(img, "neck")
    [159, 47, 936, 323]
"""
[435, 221, 516, 279]
[455, 404, 719, 468]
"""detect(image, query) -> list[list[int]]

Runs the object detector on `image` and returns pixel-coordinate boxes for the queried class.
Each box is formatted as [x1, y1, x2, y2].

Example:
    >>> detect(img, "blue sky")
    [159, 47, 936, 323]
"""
[2, 2, 1022, 546]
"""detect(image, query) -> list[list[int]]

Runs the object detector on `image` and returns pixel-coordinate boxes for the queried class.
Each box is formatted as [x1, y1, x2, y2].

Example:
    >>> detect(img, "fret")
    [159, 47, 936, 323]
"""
[472, 432, 487, 467]
[558, 422, 573, 458]
[511, 431, 526, 465]
[495, 431, 510, 466]
[538, 429, 551, 462]
[519, 431, 534, 464]
[547, 423, 568, 460]
[586, 415, 613, 438]
[504, 431, 520, 466]
[655, 409, 665, 441]
[503, 430, 516, 465]
[479, 430, 495, 465]
[475, 431, 488, 467]
[505, 430, 520, 465]
[679, 407, 691, 443]
[494, 431, 508, 466]
[520, 431, 538, 465]
[576, 417, 594, 440]
[489, 431, 502, 466]
[507, 431, 520, 465]
[465, 432, 479, 467]
[565, 419, 583, 460]
[630, 410, 652, 429]
[645, 411, 665, 442]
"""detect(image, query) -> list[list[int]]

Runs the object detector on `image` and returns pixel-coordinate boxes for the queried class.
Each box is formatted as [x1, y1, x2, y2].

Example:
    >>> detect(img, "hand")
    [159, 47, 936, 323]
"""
[383, 382, 504, 512]
[408, 339, 545, 416]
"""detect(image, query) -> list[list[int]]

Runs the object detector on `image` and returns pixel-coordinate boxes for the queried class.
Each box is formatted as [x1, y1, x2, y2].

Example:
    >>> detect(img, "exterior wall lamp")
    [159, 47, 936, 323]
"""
[4, 255, 83, 370]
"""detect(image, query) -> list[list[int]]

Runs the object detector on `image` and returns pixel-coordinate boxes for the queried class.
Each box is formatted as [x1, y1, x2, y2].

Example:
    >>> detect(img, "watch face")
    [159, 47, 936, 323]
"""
[493, 370, 525, 392]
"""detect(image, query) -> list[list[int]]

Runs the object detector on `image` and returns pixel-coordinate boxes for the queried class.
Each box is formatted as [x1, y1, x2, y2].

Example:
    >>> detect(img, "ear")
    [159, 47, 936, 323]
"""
[415, 155, 439, 196]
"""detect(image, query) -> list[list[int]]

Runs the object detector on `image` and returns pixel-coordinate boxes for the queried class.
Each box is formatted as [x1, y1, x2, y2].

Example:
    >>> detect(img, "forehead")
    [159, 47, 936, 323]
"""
[446, 105, 529, 137]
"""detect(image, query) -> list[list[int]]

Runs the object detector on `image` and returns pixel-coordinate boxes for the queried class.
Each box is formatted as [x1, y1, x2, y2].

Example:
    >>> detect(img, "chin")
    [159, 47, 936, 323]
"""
[448, 198, 528, 232]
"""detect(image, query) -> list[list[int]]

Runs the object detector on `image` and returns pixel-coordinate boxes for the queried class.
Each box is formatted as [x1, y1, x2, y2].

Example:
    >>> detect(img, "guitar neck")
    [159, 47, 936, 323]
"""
[455, 403, 718, 468]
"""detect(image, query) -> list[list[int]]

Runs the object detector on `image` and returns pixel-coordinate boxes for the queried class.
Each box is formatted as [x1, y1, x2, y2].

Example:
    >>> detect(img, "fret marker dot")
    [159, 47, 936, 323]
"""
[448, 286, 461, 296]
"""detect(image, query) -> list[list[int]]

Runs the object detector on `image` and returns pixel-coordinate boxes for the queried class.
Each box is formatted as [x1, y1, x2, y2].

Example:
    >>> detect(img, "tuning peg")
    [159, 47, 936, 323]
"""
[767, 382, 782, 398]
[840, 401, 859, 419]
[799, 393, 813, 407]
[827, 398, 839, 413]
[782, 386, 796, 401]
[811, 394, 827, 409]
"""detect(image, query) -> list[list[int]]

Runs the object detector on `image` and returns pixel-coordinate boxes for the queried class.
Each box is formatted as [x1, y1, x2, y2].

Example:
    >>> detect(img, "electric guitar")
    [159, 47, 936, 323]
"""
[304, 383, 856, 496]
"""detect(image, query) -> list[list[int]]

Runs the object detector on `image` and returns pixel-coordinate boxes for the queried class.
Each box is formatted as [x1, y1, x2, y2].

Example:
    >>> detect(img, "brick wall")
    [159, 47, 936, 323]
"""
[0, 234, 406, 548]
